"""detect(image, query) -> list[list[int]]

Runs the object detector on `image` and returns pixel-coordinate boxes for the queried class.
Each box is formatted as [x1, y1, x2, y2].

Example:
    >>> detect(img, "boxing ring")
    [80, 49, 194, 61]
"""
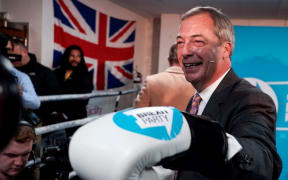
[36, 86, 140, 135]
[25, 86, 140, 179]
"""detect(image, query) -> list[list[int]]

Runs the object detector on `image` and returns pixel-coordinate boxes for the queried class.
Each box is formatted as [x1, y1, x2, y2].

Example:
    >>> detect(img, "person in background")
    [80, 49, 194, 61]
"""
[54, 45, 93, 124]
[134, 44, 195, 111]
[8, 38, 60, 125]
[0, 122, 36, 180]
[0, 59, 22, 151]
[0, 33, 40, 111]
[7, 37, 61, 180]
[5, 61, 40, 111]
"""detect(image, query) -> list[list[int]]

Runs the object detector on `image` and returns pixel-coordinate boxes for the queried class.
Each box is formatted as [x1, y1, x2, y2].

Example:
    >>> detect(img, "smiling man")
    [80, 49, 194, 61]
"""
[162, 6, 283, 180]
[176, 8, 232, 92]
[66, 6, 283, 180]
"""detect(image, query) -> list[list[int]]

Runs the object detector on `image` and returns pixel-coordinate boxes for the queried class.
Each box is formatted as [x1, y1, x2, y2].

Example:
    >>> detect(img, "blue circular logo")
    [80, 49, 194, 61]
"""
[113, 107, 183, 140]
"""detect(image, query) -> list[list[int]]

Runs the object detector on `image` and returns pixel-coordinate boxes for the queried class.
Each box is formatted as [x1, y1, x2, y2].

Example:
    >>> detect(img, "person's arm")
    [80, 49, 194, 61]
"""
[134, 79, 150, 108]
[17, 71, 41, 110]
[68, 106, 230, 180]
[163, 90, 281, 180]
[223, 91, 282, 180]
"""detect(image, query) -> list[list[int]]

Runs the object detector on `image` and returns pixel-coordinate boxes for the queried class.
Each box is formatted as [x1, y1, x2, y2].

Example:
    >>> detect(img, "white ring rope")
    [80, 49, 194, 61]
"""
[39, 87, 140, 102]
[35, 115, 102, 135]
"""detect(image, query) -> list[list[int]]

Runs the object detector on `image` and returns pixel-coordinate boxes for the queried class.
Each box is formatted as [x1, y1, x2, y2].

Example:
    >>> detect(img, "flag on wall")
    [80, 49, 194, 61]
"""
[53, 0, 136, 90]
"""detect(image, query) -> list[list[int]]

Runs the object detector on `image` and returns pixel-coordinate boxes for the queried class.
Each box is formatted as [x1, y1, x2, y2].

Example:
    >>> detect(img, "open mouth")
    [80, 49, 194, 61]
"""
[183, 62, 202, 67]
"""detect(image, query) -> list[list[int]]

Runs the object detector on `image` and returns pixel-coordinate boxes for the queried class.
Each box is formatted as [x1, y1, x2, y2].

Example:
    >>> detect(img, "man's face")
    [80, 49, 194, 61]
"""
[7, 43, 25, 68]
[68, 49, 81, 67]
[0, 139, 33, 178]
[5, 41, 13, 52]
[177, 13, 229, 91]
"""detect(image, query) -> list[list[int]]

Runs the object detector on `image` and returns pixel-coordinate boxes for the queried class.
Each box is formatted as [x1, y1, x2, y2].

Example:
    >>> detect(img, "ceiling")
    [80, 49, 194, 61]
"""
[108, 0, 288, 19]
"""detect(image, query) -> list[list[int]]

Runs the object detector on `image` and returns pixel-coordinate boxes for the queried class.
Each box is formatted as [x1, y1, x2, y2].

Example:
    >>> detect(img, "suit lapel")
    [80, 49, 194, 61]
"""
[202, 69, 242, 122]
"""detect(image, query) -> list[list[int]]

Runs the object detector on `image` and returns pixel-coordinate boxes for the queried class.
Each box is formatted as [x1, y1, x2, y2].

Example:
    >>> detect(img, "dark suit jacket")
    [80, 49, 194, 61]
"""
[173, 69, 282, 180]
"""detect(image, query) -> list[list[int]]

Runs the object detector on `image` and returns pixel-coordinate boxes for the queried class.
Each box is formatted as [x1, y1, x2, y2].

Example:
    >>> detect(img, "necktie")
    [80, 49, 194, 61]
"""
[190, 93, 202, 115]
[173, 94, 202, 179]
[174, 94, 202, 180]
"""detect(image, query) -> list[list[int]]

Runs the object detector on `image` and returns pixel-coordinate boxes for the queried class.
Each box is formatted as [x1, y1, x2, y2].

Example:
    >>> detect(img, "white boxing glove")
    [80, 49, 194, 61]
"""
[69, 106, 191, 180]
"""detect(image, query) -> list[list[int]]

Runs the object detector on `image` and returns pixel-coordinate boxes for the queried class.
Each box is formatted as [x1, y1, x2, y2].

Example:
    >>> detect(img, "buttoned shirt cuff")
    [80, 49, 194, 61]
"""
[226, 133, 242, 160]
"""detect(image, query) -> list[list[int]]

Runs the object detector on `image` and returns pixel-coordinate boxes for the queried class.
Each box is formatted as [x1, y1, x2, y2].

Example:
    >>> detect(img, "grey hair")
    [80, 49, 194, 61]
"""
[181, 6, 235, 56]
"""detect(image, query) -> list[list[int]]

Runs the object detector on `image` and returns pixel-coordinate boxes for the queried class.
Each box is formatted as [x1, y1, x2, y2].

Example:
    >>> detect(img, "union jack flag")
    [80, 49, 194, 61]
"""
[53, 0, 136, 90]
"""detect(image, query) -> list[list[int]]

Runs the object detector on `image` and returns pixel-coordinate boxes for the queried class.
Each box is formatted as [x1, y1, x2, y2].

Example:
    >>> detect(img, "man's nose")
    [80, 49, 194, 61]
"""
[181, 43, 197, 58]
[14, 156, 25, 166]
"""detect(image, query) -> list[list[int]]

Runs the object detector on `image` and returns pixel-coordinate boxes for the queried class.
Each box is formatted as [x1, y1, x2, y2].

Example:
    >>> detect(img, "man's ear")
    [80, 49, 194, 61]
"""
[223, 41, 232, 59]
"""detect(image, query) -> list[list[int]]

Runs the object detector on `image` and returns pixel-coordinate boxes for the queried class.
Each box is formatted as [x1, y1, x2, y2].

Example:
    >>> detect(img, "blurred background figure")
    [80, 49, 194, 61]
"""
[8, 38, 60, 126]
[134, 43, 195, 111]
[54, 45, 93, 135]
[0, 59, 22, 151]
[0, 33, 40, 111]
[5, 36, 55, 180]
[0, 122, 36, 180]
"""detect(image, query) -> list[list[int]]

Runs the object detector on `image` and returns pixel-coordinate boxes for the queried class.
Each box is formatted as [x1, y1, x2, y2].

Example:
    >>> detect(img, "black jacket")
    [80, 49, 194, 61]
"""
[17, 54, 59, 96]
[164, 69, 282, 180]
[17, 54, 60, 124]
[54, 66, 93, 120]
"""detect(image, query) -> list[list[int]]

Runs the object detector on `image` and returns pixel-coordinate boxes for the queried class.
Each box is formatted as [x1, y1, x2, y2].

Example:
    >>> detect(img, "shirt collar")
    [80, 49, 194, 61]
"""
[197, 68, 230, 105]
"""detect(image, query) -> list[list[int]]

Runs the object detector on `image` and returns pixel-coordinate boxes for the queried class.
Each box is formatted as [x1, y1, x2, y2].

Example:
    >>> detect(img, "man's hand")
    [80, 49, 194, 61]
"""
[69, 107, 191, 180]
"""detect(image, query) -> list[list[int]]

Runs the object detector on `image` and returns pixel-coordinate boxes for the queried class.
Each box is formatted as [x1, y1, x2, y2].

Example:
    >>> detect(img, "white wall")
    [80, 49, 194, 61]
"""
[158, 14, 181, 73]
[1, 0, 43, 62]
[0, 0, 3, 10]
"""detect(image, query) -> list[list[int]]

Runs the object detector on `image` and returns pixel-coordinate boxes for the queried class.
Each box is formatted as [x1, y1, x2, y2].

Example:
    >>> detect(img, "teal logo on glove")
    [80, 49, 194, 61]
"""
[113, 107, 183, 140]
